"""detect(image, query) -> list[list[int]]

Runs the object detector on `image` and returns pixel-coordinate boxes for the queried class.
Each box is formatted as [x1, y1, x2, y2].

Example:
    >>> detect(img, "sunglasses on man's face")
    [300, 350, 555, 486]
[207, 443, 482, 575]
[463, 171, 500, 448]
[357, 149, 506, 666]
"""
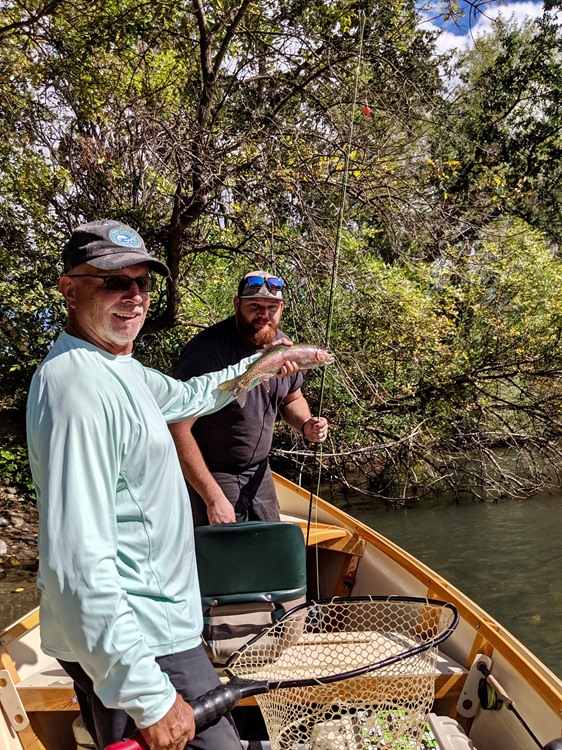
[66, 274, 157, 292]
[244, 275, 284, 293]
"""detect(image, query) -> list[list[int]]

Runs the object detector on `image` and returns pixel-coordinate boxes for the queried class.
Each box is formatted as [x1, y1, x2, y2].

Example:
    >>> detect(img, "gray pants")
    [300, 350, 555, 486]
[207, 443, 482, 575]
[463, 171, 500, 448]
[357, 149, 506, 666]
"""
[189, 460, 280, 527]
[59, 643, 242, 749]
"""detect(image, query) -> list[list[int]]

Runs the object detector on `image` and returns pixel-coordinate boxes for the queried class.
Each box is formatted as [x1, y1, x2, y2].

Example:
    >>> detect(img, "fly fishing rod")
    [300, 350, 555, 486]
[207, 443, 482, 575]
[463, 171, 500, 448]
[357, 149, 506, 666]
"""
[303, 10, 366, 596]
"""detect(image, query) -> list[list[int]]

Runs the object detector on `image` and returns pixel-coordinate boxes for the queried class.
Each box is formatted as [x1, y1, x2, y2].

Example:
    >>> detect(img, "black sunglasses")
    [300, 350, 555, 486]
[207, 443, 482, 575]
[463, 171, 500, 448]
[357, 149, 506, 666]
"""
[244, 275, 284, 293]
[67, 274, 157, 292]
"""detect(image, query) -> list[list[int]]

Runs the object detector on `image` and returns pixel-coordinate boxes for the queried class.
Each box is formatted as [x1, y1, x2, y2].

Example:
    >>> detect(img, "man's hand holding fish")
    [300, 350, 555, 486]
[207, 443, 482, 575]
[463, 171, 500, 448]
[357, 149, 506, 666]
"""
[218, 341, 335, 409]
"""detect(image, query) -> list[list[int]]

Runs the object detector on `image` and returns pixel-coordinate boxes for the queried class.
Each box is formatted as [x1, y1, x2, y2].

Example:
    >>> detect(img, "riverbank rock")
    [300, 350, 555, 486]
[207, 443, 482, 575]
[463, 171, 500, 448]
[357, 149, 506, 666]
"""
[0, 481, 39, 573]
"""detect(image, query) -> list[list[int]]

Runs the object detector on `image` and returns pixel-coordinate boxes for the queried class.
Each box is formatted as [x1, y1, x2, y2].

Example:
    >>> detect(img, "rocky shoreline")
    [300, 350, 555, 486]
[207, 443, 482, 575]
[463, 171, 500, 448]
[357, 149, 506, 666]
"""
[0, 481, 39, 574]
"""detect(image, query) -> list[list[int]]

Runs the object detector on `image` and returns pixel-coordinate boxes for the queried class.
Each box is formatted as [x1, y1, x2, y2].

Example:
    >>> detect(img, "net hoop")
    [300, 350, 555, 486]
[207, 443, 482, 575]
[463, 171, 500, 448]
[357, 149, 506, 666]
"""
[225, 596, 459, 750]
[225, 595, 459, 688]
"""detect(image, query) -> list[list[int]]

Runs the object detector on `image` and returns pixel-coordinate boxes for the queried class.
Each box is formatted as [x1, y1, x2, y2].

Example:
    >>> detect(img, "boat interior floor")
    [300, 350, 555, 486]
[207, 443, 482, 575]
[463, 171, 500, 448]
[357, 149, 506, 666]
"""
[235, 712, 476, 749]
[74, 709, 477, 750]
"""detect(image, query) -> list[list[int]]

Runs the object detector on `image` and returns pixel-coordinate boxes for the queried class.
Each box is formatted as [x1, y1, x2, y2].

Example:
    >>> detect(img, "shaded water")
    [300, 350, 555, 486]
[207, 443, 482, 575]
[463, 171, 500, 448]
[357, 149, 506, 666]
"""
[0, 568, 40, 633]
[329, 488, 562, 679]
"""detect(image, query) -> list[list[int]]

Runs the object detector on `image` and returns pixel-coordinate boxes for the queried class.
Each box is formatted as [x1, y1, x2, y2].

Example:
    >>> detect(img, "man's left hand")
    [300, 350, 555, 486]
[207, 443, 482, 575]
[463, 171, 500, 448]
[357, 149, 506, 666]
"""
[279, 360, 299, 377]
[302, 417, 328, 443]
[263, 337, 299, 378]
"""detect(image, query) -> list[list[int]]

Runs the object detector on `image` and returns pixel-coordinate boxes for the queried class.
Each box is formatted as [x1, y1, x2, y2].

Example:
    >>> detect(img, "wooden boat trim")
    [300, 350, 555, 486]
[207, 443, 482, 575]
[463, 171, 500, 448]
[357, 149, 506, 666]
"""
[13, 685, 77, 713]
[292, 519, 366, 555]
[0, 610, 40, 648]
[273, 472, 562, 717]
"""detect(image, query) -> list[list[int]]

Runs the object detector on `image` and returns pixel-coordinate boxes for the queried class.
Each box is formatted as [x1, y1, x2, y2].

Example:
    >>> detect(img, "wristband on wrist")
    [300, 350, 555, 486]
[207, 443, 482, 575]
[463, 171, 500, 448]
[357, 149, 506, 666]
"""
[300, 420, 308, 437]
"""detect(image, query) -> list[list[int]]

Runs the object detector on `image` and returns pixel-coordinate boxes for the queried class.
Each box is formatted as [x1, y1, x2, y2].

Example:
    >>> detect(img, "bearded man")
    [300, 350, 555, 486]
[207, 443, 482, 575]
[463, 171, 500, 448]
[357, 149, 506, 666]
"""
[170, 270, 329, 525]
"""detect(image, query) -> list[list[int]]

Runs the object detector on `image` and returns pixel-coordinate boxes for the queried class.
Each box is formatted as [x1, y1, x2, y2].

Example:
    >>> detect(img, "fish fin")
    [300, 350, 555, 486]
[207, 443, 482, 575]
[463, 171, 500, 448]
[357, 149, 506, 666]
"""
[261, 377, 271, 394]
[218, 377, 236, 393]
[218, 377, 248, 407]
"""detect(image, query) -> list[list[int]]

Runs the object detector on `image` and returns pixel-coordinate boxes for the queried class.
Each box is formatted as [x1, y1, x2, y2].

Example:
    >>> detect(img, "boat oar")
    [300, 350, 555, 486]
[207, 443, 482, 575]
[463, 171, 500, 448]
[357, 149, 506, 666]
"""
[104, 676, 269, 750]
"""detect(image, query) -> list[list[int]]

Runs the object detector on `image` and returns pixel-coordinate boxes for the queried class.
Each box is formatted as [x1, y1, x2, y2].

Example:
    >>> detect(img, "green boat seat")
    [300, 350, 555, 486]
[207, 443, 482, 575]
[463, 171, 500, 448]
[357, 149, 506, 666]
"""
[195, 521, 307, 605]
[194, 521, 307, 664]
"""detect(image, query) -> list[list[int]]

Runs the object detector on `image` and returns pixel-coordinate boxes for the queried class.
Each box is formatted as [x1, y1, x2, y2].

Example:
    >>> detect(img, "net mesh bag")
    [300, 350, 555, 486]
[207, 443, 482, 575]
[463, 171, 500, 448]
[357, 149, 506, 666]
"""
[226, 597, 458, 749]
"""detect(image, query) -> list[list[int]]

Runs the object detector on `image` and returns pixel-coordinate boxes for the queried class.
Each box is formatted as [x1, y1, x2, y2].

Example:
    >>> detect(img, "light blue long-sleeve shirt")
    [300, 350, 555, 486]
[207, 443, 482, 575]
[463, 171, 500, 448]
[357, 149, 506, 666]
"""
[26, 332, 258, 727]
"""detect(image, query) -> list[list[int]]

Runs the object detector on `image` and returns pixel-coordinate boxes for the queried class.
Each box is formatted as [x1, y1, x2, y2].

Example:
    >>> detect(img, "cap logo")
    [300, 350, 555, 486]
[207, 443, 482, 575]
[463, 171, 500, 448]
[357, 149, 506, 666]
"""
[109, 227, 143, 248]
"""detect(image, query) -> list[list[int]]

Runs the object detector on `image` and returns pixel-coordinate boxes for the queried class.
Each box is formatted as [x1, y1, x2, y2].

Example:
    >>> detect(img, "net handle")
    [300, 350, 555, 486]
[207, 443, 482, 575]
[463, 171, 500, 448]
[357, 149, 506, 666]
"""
[224, 595, 460, 690]
[105, 678, 270, 750]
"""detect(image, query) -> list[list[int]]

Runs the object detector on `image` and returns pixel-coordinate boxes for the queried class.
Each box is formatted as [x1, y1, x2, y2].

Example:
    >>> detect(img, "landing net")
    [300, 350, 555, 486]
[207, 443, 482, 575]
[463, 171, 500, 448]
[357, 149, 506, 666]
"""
[226, 596, 458, 749]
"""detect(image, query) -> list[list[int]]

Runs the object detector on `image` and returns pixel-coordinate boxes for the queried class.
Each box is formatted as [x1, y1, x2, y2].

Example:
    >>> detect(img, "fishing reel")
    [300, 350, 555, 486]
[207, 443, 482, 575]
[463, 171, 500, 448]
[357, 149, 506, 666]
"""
[477, 663, 562, 750]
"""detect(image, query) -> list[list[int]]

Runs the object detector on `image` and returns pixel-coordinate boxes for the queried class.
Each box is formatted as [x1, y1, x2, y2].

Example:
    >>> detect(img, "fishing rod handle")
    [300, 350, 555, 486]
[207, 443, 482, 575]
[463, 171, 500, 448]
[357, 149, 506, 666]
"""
[105, 739, 148, 750]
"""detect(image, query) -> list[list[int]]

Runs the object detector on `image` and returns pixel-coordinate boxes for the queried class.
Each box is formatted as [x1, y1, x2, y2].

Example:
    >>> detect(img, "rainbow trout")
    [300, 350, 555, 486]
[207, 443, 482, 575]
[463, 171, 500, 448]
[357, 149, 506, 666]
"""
[218, 343, 335, 407]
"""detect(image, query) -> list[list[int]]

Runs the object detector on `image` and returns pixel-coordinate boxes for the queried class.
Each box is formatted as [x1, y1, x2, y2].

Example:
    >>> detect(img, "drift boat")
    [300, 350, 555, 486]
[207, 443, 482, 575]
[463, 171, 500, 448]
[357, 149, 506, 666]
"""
[1, 472, 561, 750]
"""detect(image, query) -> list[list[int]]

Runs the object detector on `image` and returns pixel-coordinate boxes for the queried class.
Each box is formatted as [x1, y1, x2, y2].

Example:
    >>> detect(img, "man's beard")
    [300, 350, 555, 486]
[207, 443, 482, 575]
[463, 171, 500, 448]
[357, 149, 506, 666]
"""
[236, 314, 279, 348]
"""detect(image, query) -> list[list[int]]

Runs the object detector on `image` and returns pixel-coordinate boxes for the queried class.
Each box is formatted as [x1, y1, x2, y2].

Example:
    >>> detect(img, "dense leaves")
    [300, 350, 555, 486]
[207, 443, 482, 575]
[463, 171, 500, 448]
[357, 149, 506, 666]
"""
[429, 13, 562, 247]
[2, 1, 562, 501]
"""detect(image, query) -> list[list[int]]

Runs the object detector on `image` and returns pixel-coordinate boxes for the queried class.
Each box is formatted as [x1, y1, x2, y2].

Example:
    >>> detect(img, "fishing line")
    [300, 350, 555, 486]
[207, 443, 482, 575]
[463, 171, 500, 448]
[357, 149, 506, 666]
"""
[305, 10, 367, 597]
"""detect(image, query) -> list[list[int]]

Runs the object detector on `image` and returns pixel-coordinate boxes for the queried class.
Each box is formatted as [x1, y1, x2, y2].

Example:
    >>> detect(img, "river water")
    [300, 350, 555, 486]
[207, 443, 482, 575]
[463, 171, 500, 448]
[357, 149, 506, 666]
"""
[328, 487, 562, 679]
[1, 490, 561, 681]
[0, 567, 40, 633]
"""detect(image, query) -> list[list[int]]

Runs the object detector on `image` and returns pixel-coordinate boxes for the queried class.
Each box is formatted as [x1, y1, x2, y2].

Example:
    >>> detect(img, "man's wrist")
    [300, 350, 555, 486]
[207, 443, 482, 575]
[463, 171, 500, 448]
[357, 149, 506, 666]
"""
[300, 420, 308, 438]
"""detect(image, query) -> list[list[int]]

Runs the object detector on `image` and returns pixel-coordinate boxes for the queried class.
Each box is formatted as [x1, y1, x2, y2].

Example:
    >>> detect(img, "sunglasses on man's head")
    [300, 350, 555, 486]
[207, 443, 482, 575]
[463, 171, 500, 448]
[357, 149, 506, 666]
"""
[66, 274, 157, 292]
[244, 275, 284, 293]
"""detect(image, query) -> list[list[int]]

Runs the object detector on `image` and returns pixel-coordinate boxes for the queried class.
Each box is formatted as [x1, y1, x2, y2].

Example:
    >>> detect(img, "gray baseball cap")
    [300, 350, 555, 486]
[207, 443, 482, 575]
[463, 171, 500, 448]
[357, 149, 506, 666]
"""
[237, 270, 284, 300]
[62, 219, 170, 276]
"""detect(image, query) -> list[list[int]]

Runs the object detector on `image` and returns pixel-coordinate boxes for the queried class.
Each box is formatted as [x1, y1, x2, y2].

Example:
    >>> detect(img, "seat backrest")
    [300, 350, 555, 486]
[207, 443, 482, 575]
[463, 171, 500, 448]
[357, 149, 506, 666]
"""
[194, 521, 307, 663]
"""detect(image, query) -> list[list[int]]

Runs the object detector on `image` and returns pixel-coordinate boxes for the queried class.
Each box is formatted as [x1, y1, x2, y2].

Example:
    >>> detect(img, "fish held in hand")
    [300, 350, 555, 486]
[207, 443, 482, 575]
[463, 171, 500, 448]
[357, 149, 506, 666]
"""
[219, 343, 335, 407]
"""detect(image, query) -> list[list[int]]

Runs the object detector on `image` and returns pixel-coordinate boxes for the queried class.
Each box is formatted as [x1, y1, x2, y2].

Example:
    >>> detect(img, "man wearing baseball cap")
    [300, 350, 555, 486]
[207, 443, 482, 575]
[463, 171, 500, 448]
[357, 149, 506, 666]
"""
[170, 269, 329, 528]
[26, 224, 300, 750]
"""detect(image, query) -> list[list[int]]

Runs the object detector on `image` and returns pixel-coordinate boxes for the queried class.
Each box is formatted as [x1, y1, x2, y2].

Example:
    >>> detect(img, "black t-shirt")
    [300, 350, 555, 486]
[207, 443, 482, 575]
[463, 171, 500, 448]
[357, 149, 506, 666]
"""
[172, 316, 304, 472]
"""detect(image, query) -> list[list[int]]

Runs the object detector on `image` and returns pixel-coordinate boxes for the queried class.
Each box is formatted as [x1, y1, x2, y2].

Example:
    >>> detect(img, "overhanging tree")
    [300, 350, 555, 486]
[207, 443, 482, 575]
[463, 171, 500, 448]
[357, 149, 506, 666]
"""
[4, 1, 562, 502]
[0, 0, 443, 383]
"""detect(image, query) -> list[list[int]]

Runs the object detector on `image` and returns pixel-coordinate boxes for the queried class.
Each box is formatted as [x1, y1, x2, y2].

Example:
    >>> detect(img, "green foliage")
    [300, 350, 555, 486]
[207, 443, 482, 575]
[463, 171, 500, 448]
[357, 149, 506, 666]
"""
[2, 1, 562, 501]
[430, 13, 562, 245]
[304, 218, 562, 496]
[0, 444, 34, 497]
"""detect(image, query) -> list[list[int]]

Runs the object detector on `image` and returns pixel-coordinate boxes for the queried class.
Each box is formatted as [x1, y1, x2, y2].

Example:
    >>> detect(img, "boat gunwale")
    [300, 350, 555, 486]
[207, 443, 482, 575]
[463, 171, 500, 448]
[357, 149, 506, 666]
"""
[273, 472, 562, 717]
